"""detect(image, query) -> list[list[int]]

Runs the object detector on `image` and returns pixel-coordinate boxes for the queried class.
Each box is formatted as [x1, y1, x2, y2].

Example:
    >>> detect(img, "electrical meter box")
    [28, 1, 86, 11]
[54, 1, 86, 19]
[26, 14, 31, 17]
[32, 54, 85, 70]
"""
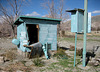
[66, 8, 91, 33]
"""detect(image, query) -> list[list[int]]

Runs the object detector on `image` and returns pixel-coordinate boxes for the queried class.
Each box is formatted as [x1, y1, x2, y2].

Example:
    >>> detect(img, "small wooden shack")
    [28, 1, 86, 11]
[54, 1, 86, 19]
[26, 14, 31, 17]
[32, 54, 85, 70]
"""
[13, 16, 61, 53]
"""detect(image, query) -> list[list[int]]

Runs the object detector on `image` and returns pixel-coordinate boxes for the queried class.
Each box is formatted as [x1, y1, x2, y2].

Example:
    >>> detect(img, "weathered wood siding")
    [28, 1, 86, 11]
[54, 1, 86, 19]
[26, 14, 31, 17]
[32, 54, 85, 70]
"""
[39, 24, 57, 50]
[17, 23, 57, 52]
[15, 16, 61, 52]
[17, 23, 31, 52]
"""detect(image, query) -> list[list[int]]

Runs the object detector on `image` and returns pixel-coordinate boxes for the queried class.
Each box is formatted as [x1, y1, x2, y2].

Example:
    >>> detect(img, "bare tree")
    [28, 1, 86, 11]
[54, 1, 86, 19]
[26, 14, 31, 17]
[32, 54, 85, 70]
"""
[42, 0, 69, 36]
[58, 0, 64, 36]
[0, 0, 25, 37]
[42, 0, 58, 18]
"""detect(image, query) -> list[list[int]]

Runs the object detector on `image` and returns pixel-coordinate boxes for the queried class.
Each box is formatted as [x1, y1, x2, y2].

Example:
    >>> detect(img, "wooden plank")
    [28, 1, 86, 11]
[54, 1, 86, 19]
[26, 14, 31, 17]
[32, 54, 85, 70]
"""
[37, 24, 39, 42]
[29, 47, 33, 59]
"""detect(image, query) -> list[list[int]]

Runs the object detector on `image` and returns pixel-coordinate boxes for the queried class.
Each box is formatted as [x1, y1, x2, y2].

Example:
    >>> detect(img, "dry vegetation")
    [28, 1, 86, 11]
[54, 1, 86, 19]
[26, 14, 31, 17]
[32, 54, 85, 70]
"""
[0, 40, 100, 72]
[0, 0, 100, 72]
[0, 32, 100, 72]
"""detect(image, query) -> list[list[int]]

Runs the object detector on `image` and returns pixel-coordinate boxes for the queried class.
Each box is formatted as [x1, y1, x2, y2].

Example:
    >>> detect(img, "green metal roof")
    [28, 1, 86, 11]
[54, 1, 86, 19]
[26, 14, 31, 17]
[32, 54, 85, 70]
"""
[14, 16, 61, 25]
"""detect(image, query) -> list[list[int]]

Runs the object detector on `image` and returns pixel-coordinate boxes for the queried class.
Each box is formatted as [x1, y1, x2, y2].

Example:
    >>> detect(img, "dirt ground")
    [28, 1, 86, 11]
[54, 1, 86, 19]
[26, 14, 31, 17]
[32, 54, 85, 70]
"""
[0, 35, 100, 72]
[0, 38, 16, 49]
[58, 34, 100, 52]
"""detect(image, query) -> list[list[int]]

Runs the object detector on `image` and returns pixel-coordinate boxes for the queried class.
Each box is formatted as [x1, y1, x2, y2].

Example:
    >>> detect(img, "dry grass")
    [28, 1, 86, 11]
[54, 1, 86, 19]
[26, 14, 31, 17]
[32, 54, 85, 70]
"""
[2, 50, 17, 61]
[2, 61, 31, 72]
[9, 48, 17, 50]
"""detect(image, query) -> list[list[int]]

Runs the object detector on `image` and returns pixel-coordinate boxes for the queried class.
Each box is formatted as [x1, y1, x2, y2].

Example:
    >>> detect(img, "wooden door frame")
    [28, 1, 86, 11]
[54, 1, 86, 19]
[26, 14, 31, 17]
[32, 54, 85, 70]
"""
[25, 24, 39, 43]
[36, 24, 39, 42]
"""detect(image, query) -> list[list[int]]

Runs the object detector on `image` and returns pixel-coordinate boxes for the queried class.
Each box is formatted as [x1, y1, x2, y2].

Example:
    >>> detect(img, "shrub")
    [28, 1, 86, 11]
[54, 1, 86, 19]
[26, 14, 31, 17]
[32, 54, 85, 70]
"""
[69, 45, 75, 51]
[53, 49, 68, 59]
[3, 50, 17, 61]
[33, 58, 44, 67]
[76, 49, 83, 56]
[69, 45, 83, 56]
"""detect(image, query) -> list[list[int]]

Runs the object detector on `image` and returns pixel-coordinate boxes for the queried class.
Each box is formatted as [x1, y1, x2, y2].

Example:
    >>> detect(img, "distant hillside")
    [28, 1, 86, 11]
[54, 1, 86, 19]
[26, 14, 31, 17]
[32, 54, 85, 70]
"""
[91, 15, 100, 29]
[92, 15, 100, 23]
[0, 15, 100, 37]
[64, 15, 100, 31]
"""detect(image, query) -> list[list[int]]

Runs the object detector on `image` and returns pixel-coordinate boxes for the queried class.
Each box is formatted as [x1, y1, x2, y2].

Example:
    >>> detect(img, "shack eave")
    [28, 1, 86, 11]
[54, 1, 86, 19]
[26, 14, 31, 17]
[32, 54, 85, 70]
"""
[14, 16, 61, 25]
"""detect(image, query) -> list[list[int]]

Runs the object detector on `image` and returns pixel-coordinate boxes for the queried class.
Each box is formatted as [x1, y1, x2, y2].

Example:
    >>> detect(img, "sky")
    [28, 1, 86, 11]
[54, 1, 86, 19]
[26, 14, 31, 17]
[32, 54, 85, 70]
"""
[0, 0, 100, 18]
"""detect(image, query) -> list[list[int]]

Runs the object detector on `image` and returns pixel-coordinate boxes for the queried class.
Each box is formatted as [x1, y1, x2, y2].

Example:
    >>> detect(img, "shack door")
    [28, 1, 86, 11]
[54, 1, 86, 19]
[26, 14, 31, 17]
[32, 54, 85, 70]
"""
[26, 24, 39, 45]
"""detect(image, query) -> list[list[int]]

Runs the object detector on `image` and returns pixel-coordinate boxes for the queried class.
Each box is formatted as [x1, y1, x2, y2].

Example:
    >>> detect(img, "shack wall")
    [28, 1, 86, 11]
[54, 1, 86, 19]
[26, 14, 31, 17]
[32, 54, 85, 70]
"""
[17, 23, 30, 52]
[17, 23, 57, 52]
[39, 24, 57, 50]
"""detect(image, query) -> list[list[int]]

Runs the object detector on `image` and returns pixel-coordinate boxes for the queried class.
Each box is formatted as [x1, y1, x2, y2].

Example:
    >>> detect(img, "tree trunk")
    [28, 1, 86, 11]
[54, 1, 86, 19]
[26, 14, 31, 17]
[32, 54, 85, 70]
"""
[11, 25, 15, 37]
[57, 24, 61, 37]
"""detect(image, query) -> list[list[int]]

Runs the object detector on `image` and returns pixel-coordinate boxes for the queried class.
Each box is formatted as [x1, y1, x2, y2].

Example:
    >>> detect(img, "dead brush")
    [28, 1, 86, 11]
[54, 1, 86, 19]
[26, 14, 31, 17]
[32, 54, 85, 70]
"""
[9, 48, 17, 50]
[69, 45, 83, 56]
[76, 49, 83, 56]
[4, 61, 31, 72]
[3, 50, 17, 61]
[69, 45, 75, 51]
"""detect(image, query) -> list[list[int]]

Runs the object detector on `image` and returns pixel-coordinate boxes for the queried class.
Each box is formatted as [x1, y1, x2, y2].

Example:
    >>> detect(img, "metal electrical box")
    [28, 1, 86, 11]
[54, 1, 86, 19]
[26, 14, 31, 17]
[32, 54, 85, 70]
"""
[66, 8, 91, 33]
[87, 12, 91, 33]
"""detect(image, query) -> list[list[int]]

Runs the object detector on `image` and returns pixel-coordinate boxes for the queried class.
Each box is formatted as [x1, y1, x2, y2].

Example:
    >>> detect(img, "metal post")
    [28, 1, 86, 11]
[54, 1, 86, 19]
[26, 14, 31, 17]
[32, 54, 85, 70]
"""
[83, 0, 88, 67]
[42, 44, 48, 59]
[74, 32, 77, 67]
[46, 42, 48, 59]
